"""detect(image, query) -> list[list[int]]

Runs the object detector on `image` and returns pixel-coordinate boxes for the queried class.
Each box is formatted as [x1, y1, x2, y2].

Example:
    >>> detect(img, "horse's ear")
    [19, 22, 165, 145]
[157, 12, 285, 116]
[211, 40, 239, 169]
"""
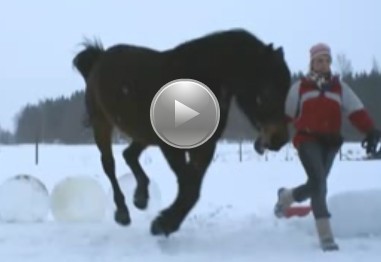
[261, 43, 274, 56]
[275, 47, 284, 58]
[261, 43, 275, 56]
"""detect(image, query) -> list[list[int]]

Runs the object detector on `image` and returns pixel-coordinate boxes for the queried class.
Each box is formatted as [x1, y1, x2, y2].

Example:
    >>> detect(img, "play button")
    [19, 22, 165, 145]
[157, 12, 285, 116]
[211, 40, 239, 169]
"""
[175, 100, 200, 127]
[150, 79, 220, 149]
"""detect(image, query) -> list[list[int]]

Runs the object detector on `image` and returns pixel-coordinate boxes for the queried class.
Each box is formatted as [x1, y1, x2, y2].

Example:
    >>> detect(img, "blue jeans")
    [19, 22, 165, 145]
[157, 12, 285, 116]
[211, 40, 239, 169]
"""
[292, 141, 340, 219]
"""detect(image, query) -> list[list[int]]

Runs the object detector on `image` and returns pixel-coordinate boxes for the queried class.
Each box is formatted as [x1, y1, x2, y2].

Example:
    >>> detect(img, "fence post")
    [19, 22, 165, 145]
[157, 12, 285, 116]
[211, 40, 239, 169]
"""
[285, 143, 289, 161]
[35, 134, 39, 165]
[339, 147, 342, 161]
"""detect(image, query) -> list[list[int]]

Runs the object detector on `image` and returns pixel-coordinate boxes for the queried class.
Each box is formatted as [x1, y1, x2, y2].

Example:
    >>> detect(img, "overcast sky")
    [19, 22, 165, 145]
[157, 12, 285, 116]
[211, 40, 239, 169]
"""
[1, 0, 380, 131]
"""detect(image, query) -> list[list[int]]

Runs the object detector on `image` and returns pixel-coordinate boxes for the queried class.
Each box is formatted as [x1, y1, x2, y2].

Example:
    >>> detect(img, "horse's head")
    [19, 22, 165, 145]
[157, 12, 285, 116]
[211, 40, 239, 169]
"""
[235, 44, 291, 151]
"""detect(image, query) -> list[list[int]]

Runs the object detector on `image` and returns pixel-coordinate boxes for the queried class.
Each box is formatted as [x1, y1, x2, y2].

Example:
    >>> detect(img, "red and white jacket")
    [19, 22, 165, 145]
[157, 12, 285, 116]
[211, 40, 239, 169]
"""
[285, 75, 375, 148]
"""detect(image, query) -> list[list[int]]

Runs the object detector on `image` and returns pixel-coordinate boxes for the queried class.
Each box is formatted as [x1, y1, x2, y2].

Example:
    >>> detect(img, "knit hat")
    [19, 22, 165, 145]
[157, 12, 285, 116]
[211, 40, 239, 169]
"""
[310, 43, 331, 61]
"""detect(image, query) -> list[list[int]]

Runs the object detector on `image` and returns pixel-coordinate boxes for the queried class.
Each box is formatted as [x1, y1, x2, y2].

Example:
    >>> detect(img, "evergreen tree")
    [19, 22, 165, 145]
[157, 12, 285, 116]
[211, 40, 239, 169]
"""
[11, 57, 381, 144]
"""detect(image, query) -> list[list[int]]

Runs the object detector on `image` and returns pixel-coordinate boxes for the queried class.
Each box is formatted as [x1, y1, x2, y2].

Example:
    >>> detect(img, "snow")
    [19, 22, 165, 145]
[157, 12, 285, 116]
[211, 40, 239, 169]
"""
[328, 189, 381, 238]
[105, 173, 162, 222]
[0, 174, 50, 223]
[50, 175, 107, 222]
[0, 142, 380, 261]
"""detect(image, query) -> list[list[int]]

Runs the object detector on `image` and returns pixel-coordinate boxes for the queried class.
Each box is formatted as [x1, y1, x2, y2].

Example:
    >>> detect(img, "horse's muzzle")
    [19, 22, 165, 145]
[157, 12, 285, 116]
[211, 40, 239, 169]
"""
[266, 133, 289, 151]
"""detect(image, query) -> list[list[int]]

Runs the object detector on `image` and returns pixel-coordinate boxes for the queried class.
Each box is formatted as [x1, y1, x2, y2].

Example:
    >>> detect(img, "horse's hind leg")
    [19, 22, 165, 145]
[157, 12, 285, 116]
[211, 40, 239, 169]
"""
[92, 118, 131, 226]
[122, 141, 150, 210]
[151, 142, 216, 236]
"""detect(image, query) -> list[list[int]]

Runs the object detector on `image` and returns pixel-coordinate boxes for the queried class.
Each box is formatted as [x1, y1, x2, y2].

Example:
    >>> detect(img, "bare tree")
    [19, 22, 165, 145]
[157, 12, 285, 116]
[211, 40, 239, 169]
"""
[334, 53, 353, 79]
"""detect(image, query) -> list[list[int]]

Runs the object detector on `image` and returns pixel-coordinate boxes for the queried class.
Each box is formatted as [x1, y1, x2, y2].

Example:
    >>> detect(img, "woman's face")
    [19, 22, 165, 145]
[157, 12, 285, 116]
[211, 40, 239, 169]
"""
[311, 54, 331, 74]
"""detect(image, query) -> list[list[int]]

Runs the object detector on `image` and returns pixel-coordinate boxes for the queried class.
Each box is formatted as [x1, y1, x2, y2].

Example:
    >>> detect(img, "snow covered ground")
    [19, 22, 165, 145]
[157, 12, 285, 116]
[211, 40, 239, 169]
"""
[0, 142, 381, 261]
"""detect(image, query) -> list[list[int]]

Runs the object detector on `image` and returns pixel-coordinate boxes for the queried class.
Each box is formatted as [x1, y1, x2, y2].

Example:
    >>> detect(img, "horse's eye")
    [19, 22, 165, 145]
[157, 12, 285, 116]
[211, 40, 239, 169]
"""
[256, 96, 262, 105]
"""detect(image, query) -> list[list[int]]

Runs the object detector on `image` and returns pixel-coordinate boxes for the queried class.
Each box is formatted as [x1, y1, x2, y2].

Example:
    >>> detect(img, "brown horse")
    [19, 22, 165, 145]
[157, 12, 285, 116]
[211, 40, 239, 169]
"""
[72, 28, 291, 236]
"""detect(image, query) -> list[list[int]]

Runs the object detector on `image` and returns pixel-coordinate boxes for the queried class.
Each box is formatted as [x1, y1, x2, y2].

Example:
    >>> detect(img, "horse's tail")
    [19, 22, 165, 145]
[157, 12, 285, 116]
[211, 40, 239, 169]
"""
[73, 39, 105, 128]
[72, 38, 105, 81]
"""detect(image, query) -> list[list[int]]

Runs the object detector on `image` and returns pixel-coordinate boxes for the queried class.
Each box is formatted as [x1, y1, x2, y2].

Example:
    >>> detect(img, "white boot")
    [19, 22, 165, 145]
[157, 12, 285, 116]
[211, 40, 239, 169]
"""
[274, 188, 294, 218]
[315, 218, 339, 251]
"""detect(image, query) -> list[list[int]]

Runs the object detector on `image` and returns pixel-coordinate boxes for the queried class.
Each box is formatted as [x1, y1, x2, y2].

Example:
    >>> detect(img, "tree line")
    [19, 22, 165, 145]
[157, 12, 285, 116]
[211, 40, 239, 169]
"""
[1, 56, 380, 144]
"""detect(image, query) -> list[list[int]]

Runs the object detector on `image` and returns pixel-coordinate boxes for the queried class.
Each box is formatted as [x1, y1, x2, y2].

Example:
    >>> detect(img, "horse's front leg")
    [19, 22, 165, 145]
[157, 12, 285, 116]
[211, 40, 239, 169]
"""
[151, 142, 216, 236]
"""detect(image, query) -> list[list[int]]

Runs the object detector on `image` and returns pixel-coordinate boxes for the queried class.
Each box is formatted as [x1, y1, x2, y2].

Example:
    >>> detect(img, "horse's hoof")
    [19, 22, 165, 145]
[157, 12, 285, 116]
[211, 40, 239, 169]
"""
[134, 191, 148, 210]
[150, 213, 179, 236]
[115, 209, 131, 226]
[134, 196, 148, 210]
